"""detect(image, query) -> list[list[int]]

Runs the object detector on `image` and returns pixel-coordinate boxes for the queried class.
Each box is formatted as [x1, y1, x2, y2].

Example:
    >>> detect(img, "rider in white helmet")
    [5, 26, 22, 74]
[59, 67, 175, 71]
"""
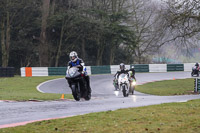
[66, 51, 91, 92]
[114, 63, 129, 78]
[68, 51, 84, 71]
[113, 63, 129, 89]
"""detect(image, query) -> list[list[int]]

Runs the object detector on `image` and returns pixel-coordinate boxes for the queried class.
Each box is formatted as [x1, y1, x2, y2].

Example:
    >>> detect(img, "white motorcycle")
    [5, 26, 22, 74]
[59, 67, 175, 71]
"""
[118, 73, 130, 97]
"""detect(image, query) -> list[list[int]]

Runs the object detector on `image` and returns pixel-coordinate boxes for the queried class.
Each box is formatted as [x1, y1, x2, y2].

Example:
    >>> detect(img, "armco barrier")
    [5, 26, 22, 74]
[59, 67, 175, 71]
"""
[167, 64, 184, 71]
[20, 63, 196, 77]
[32, 67, 48, 76]
[194, 78, 200, 93]
[110, 65, 130, 74]
[111, 65, 119, 74]
[21, 67, 48, 77]
[131, 64, 149, 72]
[20, 67, 26, 77]
[48, 67, 67, 76]
[91, 66, 111, 74]
[0, 67, 15, 77]
[149, 64, 167, 72]
[85, 66, 91, 75]
[184, 63, 194, 72]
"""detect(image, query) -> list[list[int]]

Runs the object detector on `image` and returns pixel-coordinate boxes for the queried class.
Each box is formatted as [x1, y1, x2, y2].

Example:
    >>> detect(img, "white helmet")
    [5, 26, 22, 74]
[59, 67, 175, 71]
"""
[69, 51, 78, 62]
[120, 63, 125, 70]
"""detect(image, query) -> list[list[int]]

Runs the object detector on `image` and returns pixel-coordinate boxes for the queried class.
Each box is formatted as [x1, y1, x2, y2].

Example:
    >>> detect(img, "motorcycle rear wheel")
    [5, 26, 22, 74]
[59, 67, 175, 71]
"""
[84, 93, 91, 101]
[84, 85, 91, 101]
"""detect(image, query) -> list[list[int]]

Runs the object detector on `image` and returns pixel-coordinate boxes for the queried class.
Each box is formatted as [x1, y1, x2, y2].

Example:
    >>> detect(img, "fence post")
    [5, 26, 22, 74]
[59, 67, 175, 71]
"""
[194, 78, 198, 93]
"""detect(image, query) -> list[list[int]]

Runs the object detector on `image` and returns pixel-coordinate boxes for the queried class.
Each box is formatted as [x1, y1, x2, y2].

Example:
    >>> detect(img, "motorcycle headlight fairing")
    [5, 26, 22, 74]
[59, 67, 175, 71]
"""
[132, 81, 136, 86]
[69, 69, 76, 77]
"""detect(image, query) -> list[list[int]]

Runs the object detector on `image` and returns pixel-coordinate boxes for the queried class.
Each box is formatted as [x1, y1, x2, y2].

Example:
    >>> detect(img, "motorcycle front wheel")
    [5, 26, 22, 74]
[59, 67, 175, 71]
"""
[122, 85, 129, 97]
[130, 86, 135, 95]
[71, 84, 81, 101]
[191, 72, 194, 76]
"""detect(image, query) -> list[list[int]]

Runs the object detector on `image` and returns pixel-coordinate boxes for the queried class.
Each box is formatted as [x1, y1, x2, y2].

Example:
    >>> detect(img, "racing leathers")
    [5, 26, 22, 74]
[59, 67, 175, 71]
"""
[129, 68, 136, 81]
[65, 58, 91, 93]
[113, 69, 129, 90]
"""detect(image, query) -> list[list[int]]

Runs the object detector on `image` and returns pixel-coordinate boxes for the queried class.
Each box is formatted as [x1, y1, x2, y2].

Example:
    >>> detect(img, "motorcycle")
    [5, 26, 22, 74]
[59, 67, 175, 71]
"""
[191, 66, 199, 77]
[65, 67, 91, 101]
[118, 73, 130, 97]
[129, 77, 136, 95]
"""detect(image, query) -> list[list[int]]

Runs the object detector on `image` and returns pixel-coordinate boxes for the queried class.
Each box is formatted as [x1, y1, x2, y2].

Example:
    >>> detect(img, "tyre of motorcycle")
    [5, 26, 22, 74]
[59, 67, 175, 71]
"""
[84, 89, 91, 101]
[71, 83, 81, 101]
[129, 85, 135, 95]
[84, 84, 91, 101]
[122, 84, 129, 97]
[81, 78, 91, 101]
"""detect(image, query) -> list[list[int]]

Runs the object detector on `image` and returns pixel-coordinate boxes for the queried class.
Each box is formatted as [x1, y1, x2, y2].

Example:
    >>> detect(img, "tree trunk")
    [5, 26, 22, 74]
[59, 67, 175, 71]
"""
[1, 19, 6, 67]
[1, 10, 10, 67]
[39, 0, 50, 67]
[55, 21, 64, 67]
[81, 35, 86, 60]
[96, 37, 104, 66]
[5, 11, 10, 67]
[50, 0, 56, 16]
[109, 46, 115, 65]
[96, 46, 104, 65]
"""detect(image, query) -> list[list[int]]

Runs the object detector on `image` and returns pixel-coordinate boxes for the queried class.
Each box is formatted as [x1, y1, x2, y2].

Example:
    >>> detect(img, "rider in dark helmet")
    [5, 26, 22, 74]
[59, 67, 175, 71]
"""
[129, 65, 136, 81]
[195, 62, 199, 68]
[65, 51, 91, 93]
[194, 62, 200, 72]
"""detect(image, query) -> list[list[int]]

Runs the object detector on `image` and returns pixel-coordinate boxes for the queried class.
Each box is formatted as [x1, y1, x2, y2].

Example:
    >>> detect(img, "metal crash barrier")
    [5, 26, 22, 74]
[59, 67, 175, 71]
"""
[0, 67, 15, 77]
[194, 78, 200, 93]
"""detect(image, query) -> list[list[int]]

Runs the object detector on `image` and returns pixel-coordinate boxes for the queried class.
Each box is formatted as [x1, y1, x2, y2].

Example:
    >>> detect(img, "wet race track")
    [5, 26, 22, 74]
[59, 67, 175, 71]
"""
[1, 72, 200, 128]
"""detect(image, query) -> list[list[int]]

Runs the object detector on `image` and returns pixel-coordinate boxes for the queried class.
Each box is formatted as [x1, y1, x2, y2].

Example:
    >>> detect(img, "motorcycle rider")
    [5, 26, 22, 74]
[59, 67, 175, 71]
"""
[113, 63, 129, 89]
[129, 65, 136, 81]
[193, 62, 200, 74]
[65, 51, 91, 93]
[195, 62, 199, 69]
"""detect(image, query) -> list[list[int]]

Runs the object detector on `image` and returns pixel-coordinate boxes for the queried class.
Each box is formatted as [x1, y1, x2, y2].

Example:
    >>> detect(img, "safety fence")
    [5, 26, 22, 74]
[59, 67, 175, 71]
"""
[0, 67, 15, 77]
[194, 78, 200, 93]
[20, 63, 195, 77]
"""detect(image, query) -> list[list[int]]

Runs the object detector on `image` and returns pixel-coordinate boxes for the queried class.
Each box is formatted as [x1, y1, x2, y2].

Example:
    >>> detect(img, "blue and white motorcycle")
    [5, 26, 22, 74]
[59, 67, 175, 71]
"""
[65, 66, 91, 101]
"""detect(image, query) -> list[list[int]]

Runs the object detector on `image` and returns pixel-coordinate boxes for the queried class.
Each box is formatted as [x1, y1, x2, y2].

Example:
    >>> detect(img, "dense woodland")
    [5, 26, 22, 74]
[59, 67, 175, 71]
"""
[0, 0, 200, 71]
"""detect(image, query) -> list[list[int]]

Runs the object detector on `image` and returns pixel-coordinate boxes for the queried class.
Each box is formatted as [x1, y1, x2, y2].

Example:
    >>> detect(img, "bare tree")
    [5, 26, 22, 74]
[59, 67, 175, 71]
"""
[162, 0, 200, 51]
[127, 0, 169, 64]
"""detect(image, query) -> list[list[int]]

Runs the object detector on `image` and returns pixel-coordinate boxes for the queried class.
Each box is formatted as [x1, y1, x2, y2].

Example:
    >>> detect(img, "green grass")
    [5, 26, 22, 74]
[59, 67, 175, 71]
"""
[0, 76, 73, 101]
[136, 78, 195, 96]
[1, 78, 200, 132]
[1, 99, 200, 133]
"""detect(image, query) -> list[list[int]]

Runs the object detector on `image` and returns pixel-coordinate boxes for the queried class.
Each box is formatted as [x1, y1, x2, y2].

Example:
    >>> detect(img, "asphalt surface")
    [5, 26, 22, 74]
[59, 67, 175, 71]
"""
[1, 72, 200, 128]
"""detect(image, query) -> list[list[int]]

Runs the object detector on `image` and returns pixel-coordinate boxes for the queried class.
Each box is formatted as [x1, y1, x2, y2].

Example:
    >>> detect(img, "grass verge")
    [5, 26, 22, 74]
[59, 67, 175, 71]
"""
[0, 76, 72, 101]
[136, 78, 196, 96]
[1, 99, 200, 133]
